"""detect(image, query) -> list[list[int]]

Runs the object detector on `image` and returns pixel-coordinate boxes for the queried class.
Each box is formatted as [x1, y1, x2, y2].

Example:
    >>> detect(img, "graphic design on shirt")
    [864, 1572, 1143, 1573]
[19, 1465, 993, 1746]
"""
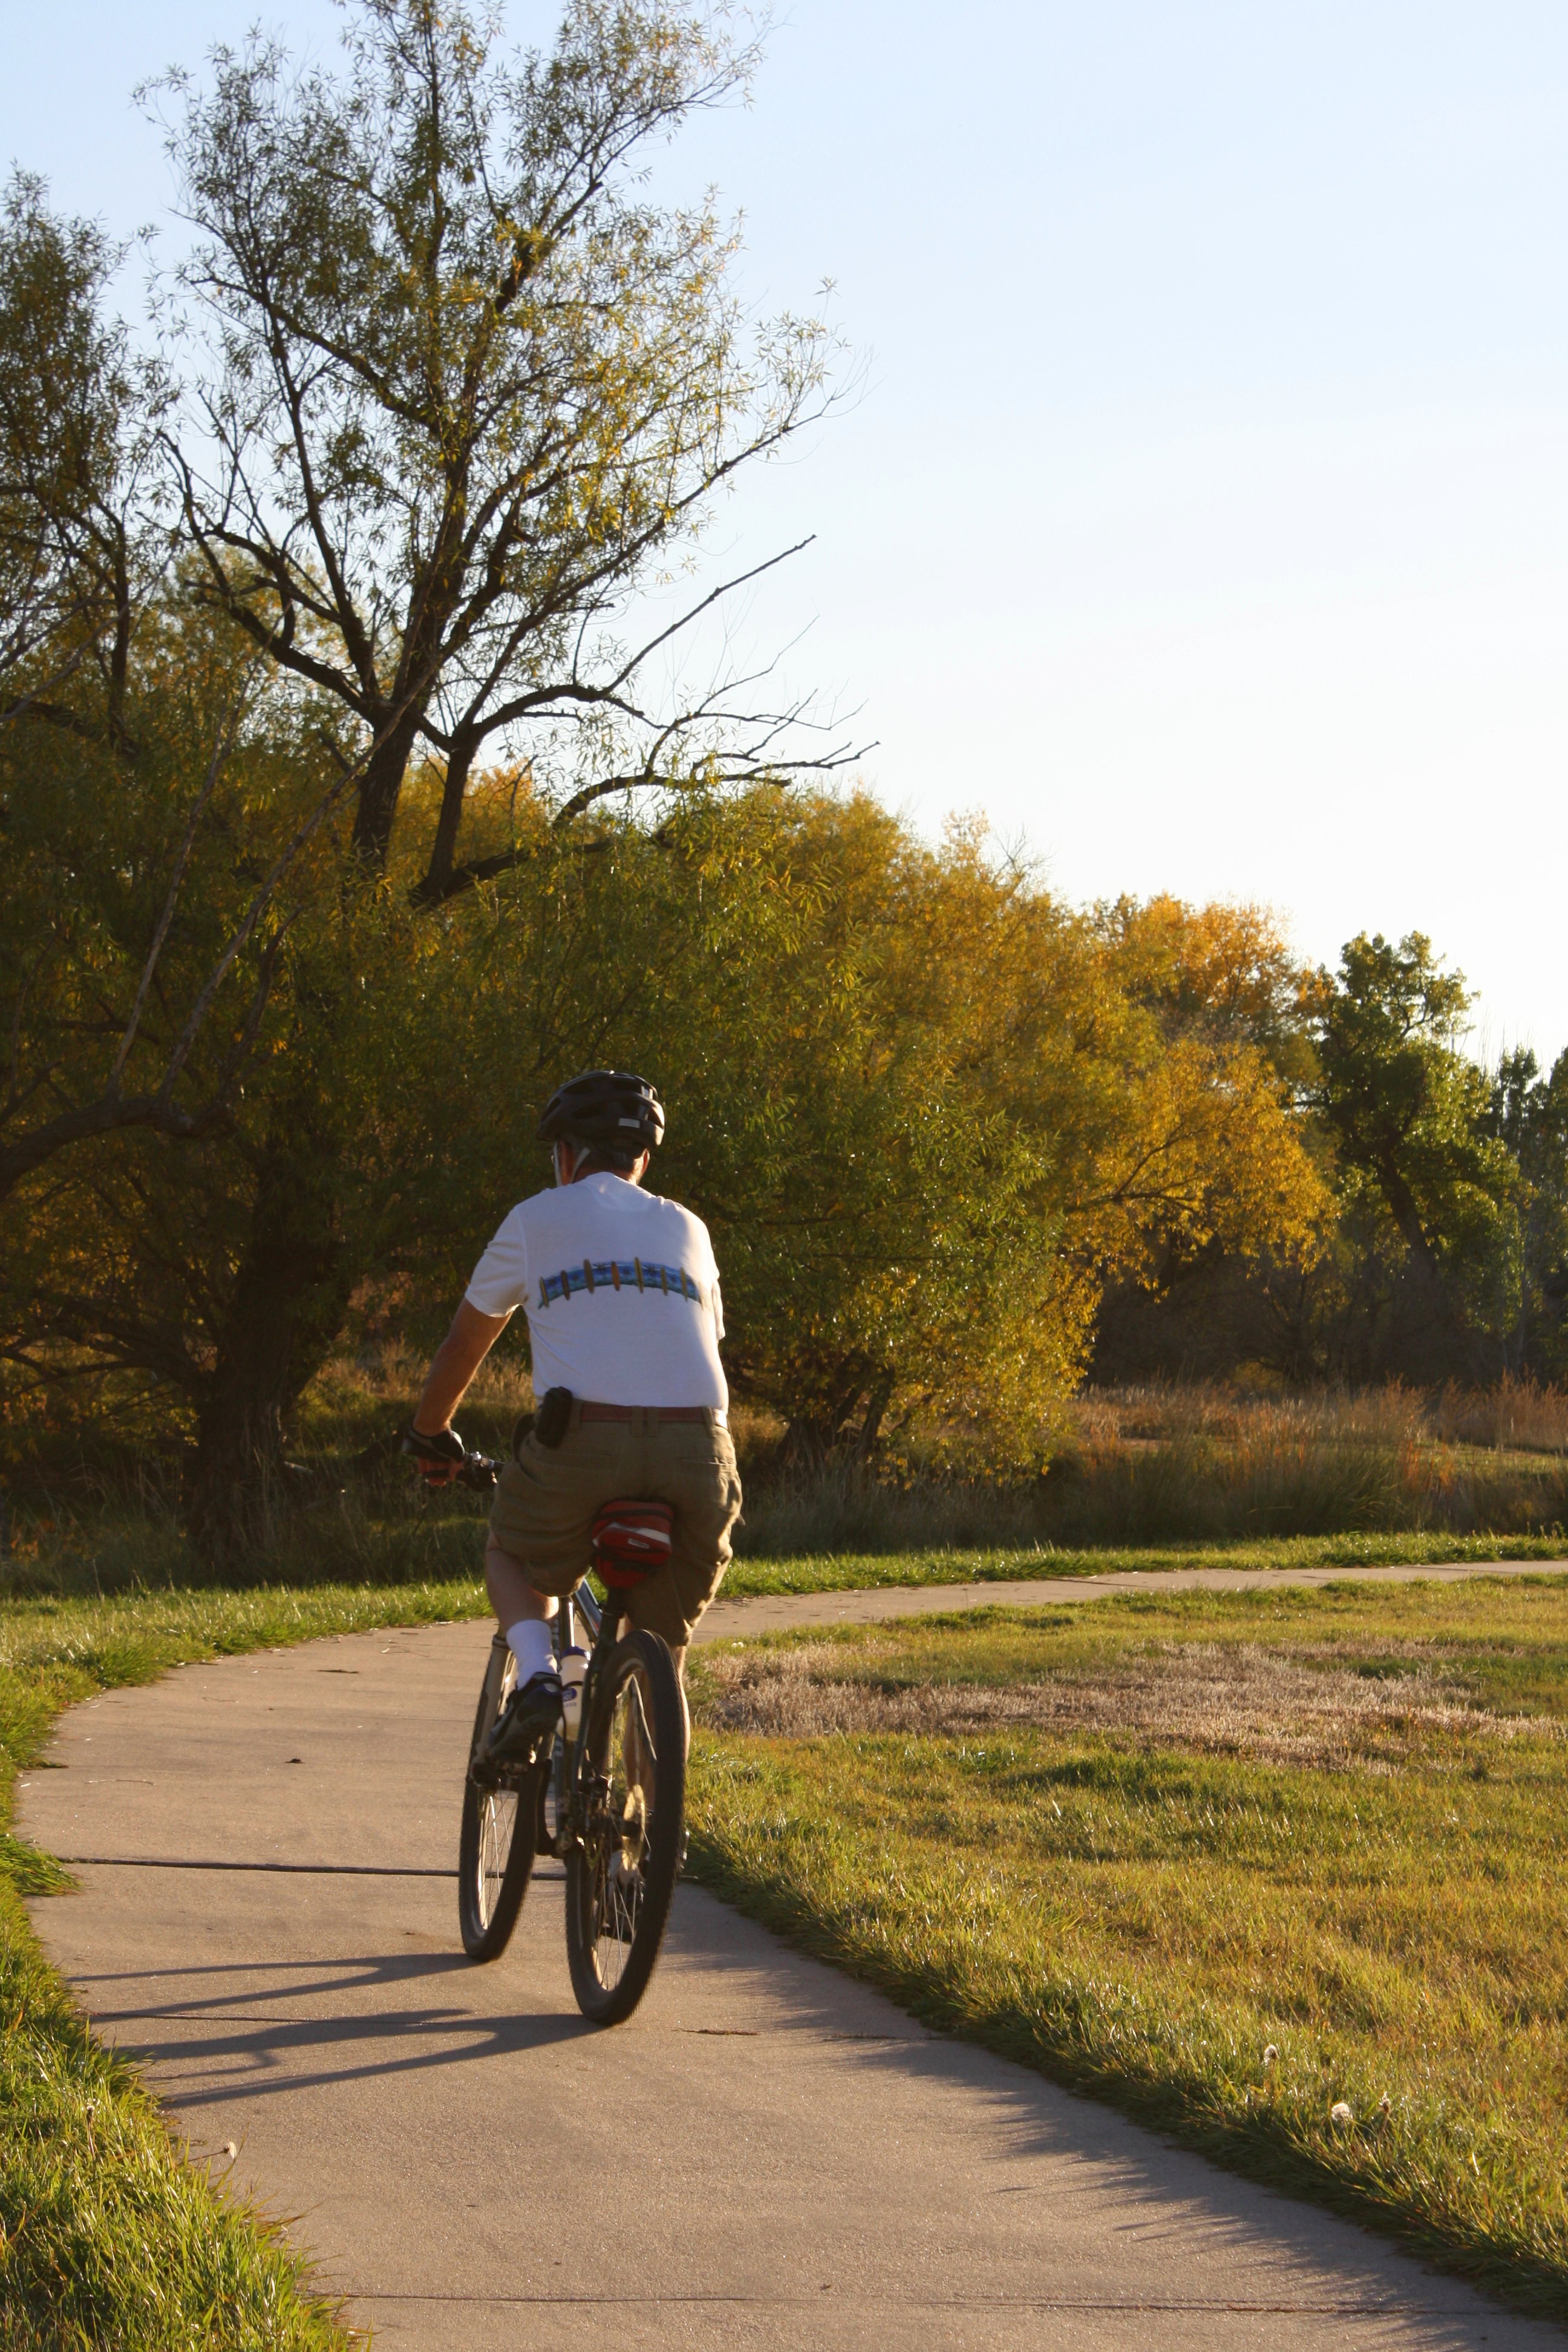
[537, 1258, 707, 1310]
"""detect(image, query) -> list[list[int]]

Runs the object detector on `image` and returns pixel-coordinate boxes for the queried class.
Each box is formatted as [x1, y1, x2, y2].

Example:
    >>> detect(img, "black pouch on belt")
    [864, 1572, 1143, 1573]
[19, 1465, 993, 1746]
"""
[531, 1385, 573, 1449]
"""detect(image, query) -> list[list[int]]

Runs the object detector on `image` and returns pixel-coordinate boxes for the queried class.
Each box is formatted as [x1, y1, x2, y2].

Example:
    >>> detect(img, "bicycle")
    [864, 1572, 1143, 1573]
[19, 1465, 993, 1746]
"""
[447, 1450, 687, 2026]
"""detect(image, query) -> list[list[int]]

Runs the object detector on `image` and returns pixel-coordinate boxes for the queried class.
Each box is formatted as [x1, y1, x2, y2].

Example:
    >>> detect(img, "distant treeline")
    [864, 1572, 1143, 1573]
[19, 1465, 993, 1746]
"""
[1094, 929, 1567, 1395]
[1, 2, 1563, 1558]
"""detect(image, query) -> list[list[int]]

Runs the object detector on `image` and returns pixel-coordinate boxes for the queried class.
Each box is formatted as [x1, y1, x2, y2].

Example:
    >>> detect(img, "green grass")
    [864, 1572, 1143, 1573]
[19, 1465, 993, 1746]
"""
[684, 1574, 1568, 2322]
[0, 1575, 491, 2352]
[5, 1486, 1564, 1611]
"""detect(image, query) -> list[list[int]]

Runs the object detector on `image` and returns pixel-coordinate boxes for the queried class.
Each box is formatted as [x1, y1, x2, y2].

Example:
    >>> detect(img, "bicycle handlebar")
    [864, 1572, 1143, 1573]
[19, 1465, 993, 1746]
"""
[401, 1422, 497, 1491]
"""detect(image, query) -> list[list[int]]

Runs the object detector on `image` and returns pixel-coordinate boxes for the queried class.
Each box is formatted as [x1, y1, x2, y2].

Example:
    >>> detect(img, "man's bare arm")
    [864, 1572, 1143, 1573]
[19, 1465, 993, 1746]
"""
[413, 1299, 512, 1438]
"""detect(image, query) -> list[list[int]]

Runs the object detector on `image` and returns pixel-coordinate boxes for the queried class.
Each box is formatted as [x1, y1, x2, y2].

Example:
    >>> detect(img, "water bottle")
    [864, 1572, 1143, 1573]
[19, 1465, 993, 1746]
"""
[559, 1645, 589, 1740]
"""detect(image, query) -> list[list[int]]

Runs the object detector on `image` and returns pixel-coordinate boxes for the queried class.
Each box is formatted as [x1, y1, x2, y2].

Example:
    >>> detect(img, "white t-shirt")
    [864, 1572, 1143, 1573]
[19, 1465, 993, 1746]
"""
[464, 1173, 728, 1410]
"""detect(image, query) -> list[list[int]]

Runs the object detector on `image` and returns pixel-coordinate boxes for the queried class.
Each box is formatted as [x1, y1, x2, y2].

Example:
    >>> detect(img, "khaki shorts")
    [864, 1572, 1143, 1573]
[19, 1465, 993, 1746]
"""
[487, 1402, 742, 1648]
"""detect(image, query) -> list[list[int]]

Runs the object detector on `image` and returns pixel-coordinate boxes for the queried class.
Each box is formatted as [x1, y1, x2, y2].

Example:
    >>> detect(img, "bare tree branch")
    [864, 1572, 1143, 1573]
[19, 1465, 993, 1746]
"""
[109, 678, 253, 1088]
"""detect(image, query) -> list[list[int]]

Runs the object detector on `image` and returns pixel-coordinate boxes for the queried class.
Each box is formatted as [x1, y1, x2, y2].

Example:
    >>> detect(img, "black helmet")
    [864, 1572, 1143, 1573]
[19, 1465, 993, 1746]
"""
[536, 1069, 665, 1157]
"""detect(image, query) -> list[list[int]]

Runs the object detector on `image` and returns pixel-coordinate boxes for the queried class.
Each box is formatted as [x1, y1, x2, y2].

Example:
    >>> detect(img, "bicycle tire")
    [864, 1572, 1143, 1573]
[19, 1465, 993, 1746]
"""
[566, 1627, 685, 2025]
[457, 1640, 540, 1961]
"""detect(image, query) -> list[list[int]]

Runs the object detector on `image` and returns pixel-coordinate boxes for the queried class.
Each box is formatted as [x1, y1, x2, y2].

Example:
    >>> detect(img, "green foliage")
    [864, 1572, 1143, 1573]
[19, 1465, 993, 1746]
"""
[0, 171, 147, 701]
[7, 1346, 1565, 1599]
[1304, 934, 1566, 1381]
[1, 768, 1330, 1496]
[1315, 932, 1517, 1295]
[387, 790, 1323, 1469]
[1100, 933, 1568, 1388]
[1486, 1046, 1568, 1378]
[1, 0, 844, 1544]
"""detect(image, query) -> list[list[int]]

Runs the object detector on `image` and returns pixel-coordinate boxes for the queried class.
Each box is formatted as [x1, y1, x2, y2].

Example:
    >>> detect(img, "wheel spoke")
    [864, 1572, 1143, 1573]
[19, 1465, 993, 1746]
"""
[477, 1788, 518, 1927]
[626, 1674, 657, 1767]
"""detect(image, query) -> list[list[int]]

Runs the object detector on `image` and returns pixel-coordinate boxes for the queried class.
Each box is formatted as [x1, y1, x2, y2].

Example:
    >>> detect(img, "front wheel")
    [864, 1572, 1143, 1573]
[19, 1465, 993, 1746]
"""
[458, 1638, 541, 1961]
[566, 1628, 685, 2025]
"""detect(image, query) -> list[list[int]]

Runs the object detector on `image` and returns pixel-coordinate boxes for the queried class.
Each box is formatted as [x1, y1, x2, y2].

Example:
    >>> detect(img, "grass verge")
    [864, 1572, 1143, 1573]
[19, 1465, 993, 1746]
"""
[0, 1575, 489, 2351]
[684, 1574, 1568, 2322]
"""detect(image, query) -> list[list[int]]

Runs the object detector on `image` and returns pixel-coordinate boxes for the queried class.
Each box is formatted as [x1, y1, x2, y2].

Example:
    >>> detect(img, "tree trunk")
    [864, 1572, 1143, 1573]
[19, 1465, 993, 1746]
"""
[779, 1366, 882, 1471]
[186, 1120, 353, 1567]
[413, 727, 479, 905]
[351, 713, 423, 864]
[851, 1369, 896, 1462]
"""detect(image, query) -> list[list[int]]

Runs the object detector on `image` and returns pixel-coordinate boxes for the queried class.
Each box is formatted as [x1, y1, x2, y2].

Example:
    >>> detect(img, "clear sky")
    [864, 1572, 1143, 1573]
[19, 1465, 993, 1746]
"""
[4, 1, 1566, 1060]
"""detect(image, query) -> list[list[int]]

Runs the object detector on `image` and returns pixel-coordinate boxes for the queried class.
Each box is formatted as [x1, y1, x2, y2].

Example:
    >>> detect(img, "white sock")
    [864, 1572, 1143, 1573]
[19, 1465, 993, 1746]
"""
[506, 1619, 556, 1685]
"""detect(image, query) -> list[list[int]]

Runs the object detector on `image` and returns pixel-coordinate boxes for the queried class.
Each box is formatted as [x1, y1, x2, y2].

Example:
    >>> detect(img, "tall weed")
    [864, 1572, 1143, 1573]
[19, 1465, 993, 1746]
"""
[4, 1365, 1565, 1583]
[734, 1426, 1567, 1558]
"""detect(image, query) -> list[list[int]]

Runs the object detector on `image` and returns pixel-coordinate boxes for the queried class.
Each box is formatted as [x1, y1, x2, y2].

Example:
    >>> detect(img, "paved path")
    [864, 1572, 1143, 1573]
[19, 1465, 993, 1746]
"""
[20, 1572, 1567, 2351]
[699, 1555, 1568, 1640]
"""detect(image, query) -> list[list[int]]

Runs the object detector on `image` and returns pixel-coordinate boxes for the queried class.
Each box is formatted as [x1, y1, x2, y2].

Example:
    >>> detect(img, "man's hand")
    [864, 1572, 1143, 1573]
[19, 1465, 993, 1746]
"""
[402, 1423, 466, 1488]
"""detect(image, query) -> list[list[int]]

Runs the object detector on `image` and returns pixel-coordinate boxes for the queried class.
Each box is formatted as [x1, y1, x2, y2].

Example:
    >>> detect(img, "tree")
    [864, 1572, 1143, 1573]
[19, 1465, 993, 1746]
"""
[0, 181, 362, 1214]
[1083, 895, 1333, 1382]
[1313, 933, 1517, 1376]
[1485, 1047, 1568, 1376]
[157, 0, 844, 897]
[5, 791, 1331, 1497]
[622, 807, 1326, 1466]
[0, 172, 140, 718]
[73, 0, 854, 1552]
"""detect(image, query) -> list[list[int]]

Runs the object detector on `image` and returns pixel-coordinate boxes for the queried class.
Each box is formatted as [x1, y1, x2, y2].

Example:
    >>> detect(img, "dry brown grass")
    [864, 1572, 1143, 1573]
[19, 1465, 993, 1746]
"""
[1076, 1377, 1568, 1455]
[699, 1637, 1560, 1770]
[1429, 1376, 1568, 1454]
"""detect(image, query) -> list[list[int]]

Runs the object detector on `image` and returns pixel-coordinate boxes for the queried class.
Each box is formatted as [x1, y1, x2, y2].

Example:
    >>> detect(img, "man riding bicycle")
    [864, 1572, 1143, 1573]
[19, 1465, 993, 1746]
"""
[405, 1069, 742, 1767]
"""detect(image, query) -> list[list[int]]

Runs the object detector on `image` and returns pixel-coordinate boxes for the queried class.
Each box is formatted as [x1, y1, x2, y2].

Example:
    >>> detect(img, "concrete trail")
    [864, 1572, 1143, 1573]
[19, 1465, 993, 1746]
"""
[699, 1555, 1568, 1641]
[19, 1569, 1567, 2351]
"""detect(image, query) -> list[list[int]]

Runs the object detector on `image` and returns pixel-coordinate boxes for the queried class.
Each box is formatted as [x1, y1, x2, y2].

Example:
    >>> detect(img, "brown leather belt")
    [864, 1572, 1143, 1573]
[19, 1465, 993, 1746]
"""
[579, 1400, 713, 1425]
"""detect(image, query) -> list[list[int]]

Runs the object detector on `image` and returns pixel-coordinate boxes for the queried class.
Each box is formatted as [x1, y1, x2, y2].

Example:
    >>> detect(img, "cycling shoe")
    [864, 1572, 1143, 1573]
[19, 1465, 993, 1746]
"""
[485, 1671, 563, 1768]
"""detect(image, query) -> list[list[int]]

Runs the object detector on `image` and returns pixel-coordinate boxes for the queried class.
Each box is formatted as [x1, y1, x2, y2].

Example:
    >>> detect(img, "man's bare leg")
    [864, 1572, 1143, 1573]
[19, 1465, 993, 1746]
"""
[668, 1645, 691, 1754]
[485, 1539, 557, 1632]
[480, 1540, 568, 1762]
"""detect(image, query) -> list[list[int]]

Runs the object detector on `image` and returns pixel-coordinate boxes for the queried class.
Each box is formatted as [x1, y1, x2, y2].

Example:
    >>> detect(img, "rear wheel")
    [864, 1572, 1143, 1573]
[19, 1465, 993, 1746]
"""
[566, 1628, 685, 2025]
[458, 1639, 540, 1960]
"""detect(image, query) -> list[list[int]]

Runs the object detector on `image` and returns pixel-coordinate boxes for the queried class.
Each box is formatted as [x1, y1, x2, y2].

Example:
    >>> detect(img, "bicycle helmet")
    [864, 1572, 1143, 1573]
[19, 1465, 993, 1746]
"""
[536, 1068, 665, 1157]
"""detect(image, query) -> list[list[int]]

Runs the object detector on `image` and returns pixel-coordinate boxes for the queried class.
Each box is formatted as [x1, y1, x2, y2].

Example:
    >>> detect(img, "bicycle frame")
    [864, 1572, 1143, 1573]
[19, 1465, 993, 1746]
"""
[547, 1578, 615, 1858]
